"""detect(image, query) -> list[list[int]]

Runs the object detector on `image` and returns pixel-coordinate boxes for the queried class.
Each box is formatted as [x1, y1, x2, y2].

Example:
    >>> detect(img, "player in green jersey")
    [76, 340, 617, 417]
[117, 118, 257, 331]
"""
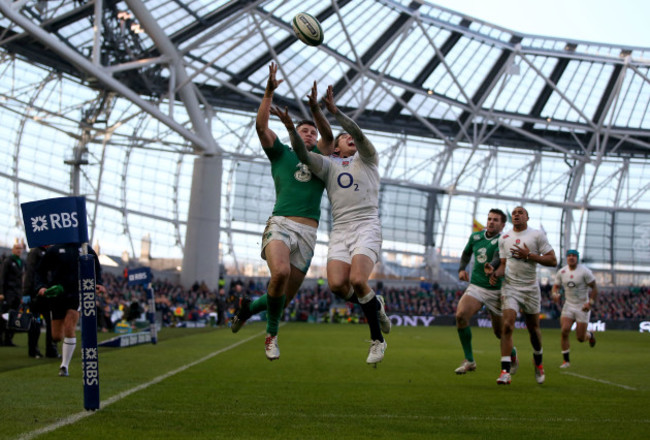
[454, 209, 518, 374]
[231, 62, 334, 361]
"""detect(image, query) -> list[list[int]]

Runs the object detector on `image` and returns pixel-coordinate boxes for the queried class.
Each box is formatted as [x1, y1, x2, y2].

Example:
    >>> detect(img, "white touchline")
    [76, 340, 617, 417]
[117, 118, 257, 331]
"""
[17, 331, 265, 440]
[561, 371, 637, 391]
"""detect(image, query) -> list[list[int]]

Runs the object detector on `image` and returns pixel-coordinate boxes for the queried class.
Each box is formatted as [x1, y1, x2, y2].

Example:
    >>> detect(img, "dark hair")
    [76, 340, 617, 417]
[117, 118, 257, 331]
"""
[296, 120, 316, 129]
[489, 208, 507, 224]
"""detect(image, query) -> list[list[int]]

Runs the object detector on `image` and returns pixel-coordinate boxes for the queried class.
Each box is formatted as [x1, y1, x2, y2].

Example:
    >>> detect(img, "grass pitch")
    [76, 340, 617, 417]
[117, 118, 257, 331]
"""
[1, 323, 649, 439]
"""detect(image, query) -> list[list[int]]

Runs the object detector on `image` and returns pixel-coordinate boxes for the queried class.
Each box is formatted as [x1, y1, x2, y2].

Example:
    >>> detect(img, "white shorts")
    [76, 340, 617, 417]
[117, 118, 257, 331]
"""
[261, 216, 317, 273]
[502, 283, 541, 315]
[328, 218, 382, 265]
[561, 303, 591, 323]
[464, 284, 502, 316]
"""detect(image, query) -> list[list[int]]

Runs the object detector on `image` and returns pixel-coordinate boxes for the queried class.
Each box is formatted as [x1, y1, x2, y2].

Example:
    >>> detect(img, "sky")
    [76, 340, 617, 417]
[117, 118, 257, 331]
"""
[432, 0, 650, 48]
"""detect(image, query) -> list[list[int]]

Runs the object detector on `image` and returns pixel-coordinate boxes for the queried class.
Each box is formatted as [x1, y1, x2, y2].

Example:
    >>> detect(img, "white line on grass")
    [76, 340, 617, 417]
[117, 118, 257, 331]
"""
[560, 371, 637, 390]
[17, 331, 264, 440]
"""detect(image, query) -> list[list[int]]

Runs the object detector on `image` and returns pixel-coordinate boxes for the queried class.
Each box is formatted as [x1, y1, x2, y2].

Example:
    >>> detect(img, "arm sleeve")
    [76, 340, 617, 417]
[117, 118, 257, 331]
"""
[288, 127, 325, 174]
[458, 239, 473, 271]
[489, 254, 502, 271]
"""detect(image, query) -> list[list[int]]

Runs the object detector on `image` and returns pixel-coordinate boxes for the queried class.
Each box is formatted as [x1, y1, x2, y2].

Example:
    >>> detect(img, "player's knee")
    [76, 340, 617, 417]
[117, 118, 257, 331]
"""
[269, 266, 291, 284]
[455, 313, 469, 328]
[349, 276, 368, 294]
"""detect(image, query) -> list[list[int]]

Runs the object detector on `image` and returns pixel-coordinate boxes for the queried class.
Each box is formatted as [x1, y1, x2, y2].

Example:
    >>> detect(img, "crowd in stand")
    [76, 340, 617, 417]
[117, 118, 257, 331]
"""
[94, 272, 650, 329]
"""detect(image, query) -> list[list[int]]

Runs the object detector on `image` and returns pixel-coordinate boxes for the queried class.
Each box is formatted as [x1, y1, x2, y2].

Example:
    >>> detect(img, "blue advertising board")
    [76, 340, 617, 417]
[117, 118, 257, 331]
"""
[127, 267, 152, 286]
[21, 196, 89, 247]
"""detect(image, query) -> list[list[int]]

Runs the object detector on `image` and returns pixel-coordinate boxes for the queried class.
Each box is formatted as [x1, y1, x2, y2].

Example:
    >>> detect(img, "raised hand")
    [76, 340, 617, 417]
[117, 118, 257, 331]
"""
[270, 105, 294, 130]
[265, 62, 284, 95]
[307, 81, 319, 108]
[324, 84, 338, 114]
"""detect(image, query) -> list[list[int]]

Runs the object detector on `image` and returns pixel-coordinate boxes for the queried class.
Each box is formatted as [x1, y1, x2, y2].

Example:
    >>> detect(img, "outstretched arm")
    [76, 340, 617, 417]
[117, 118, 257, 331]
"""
[270, 105, 324, 173]
[256, 62, 284, 148]
[324, 85, 377, 161]
[308, 81, 334, 156]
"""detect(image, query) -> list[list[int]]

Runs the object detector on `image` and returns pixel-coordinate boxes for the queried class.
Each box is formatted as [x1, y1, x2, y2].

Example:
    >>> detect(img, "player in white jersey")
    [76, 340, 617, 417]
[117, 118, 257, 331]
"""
[271, 85, 389, 366]
[488, 206, 557, 385]
[552, 249, 598, 368]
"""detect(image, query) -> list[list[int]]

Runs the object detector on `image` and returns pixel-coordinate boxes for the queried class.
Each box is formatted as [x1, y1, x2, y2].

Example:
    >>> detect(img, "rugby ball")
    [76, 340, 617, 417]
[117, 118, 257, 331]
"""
[292, 12, 324, 47]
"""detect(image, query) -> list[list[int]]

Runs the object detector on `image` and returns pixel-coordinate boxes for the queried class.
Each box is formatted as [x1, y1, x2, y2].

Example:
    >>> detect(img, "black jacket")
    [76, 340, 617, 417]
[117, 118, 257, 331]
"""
[23, 246, 47, 299]
[1, 254, 24, 309]
[34, 244, 103, 296]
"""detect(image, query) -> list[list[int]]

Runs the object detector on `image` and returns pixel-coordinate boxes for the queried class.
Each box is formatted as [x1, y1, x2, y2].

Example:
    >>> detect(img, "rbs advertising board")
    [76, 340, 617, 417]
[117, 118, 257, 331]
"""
[21, 196, 88, 247]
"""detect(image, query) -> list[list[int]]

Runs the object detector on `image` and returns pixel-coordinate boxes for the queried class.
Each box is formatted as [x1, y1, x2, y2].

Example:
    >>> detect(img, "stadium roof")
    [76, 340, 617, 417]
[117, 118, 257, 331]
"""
[2, 0, 649, 157]
[1, 1, 649, 284]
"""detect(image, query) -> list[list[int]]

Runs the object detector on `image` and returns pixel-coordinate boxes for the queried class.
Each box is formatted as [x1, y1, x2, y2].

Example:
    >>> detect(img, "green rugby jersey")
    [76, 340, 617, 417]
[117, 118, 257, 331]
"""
[264, 137, 325, 221]
[462, 230, 502, 290]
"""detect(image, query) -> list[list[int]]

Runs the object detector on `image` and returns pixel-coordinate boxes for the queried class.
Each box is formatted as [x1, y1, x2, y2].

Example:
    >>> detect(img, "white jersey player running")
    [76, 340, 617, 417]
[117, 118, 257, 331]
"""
[271, 85, 388, 366]
[552, 249, 598, 368]
[488, 206, 556, 385]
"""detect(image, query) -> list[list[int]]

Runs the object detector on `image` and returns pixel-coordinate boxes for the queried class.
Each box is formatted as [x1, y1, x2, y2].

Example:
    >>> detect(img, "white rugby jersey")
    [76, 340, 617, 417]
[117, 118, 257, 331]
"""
[555, 264, 596, 306]
[499, 227, 553, 286]
[314, 152, 379, 225]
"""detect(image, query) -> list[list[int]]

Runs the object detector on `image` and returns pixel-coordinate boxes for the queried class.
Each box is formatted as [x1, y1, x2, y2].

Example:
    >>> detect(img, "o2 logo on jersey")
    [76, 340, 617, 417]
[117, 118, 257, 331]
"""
[337, 172, 359, 191]
[566, 281, 576, 288]
[294, 164, 312, 182]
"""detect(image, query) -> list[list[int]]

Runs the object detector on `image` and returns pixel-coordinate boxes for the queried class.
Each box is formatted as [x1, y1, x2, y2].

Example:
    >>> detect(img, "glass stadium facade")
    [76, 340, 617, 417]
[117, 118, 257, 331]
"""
[1, 0, 649, 288]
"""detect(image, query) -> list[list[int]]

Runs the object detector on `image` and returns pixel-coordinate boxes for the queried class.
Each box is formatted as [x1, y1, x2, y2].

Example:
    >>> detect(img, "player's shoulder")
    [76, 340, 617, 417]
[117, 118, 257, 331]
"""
[578, 263, 594, 274]
[469, 231, 483, 241]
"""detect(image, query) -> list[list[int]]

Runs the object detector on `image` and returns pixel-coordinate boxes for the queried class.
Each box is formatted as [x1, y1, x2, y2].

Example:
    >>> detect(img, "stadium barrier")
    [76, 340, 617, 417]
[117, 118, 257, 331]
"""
[385, 314, 648, 332]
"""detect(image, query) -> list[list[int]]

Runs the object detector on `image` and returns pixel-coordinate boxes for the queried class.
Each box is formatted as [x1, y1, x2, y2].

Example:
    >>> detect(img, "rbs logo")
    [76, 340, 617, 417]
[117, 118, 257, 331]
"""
[30, 212, 79, 233]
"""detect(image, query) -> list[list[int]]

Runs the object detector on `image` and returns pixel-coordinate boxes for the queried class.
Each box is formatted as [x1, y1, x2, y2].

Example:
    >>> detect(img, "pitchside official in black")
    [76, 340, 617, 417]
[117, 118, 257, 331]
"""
[24, 244, 59, 358]
[34, 243, 105, 377]
[1, 242, 25, 347]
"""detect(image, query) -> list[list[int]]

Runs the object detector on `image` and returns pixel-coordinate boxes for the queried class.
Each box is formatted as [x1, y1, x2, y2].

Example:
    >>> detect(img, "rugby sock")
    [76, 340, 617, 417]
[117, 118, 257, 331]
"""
[61, 337, 76, 369]
[457, 327, 474, 362]
[510, 347, 517, 358]
[562, 349, 570, 363]
[533, 348, 543, 367]
[344, 287, 360, 304]
[358, 290, 383, 342]
[249, 294, 268, 314]
[500, 356, 511, 373]
[266, 295, 285, 337]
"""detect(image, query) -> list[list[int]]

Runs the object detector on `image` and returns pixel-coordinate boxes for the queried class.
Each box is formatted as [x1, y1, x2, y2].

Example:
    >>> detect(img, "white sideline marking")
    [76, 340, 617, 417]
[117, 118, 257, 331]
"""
[17, 331, 264, 440]
[561, 371, 637, 391]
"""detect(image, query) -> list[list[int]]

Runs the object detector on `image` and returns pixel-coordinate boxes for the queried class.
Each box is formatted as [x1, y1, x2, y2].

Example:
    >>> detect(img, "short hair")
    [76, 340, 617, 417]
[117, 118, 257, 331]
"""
[513, 206, 528, 216]
[489, 208, 507, 224]
[296, 120, 316, 129]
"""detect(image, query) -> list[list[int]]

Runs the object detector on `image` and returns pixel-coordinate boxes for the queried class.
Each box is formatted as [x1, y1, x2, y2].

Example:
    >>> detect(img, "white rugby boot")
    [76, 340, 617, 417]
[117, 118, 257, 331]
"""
[377, 296, 391, 334]
[264, 335, 280, 361]
[454, 359, 477, 374]
[366, 340, 387, 365]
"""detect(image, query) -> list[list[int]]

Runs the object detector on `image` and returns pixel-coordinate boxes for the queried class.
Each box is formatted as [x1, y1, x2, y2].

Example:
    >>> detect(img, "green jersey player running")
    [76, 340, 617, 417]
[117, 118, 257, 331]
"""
[455, 209, 517, 374]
